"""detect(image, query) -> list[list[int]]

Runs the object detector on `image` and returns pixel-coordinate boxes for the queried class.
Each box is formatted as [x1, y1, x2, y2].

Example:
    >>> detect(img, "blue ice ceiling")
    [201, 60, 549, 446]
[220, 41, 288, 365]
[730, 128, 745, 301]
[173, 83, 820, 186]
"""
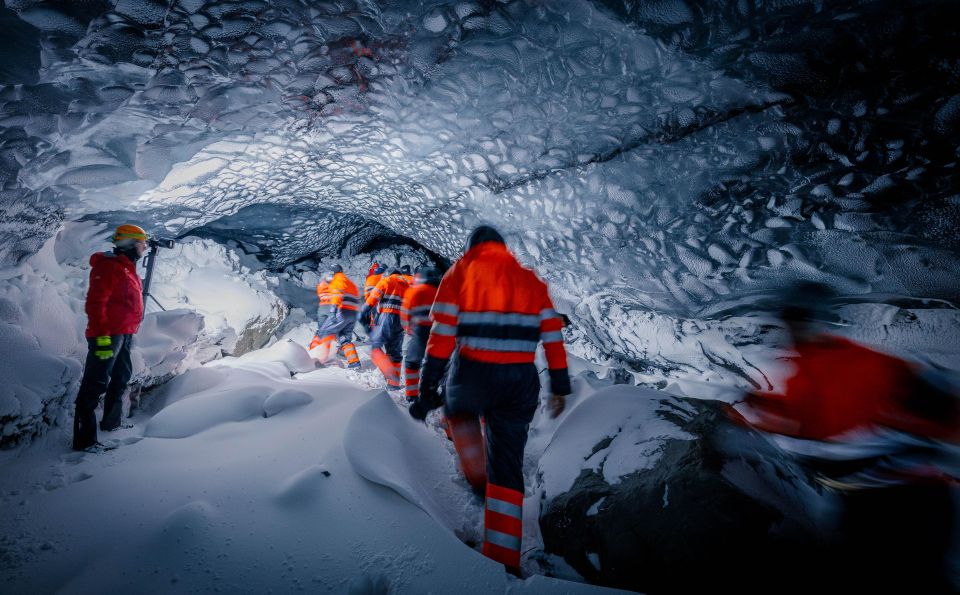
[2, 0, 959, 379]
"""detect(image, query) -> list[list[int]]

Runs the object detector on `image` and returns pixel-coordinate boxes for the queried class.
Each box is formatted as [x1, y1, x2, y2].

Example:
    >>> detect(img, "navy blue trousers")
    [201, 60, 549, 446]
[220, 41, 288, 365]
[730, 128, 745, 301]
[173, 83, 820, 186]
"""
[444, 358, 539, 491]
[73, 334, 134, 450]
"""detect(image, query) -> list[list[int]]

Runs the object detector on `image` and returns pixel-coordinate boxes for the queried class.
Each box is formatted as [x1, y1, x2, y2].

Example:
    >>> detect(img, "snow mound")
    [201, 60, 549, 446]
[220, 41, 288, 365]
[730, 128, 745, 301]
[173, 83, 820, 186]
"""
[144, 384, 272, 439]
[345, 392, 481, 538]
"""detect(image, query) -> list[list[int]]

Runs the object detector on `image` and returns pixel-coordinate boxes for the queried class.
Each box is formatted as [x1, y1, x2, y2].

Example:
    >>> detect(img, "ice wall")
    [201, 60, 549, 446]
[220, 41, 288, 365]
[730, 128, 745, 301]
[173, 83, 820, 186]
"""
[1, 0, 958, 386]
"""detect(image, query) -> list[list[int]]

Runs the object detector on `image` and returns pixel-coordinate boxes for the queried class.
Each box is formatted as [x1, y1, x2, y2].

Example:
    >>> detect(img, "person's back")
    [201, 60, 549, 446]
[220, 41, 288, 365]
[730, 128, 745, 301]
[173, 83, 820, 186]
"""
[411, 225, 570, 573]
[363, 271, 411, 388]
[401, 267, 440, 401]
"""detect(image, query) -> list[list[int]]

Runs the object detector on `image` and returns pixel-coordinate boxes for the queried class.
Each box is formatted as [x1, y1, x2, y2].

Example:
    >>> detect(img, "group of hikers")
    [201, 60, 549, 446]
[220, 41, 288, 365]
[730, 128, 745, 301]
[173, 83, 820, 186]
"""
[72, 223, 956, 586]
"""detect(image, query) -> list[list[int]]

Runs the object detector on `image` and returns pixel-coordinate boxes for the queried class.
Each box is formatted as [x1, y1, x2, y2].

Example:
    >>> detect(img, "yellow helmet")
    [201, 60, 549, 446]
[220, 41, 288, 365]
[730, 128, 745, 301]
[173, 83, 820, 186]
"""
[112, 224, 149, 243]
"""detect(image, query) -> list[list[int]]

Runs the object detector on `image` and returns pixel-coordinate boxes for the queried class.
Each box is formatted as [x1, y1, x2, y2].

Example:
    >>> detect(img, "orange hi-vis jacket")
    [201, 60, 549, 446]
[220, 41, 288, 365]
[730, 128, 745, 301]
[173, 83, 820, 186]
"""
[364, 272, 383, 301]
[318, 272, 361, 311]
[401, 282, 438, 333]
[366, 274, 410, 315]
[425, 241, 570, 395]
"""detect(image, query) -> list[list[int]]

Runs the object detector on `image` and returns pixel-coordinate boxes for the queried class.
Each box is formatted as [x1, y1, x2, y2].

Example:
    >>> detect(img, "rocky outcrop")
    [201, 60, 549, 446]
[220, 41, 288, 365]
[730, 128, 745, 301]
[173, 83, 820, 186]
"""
[538, 387, 832, 594]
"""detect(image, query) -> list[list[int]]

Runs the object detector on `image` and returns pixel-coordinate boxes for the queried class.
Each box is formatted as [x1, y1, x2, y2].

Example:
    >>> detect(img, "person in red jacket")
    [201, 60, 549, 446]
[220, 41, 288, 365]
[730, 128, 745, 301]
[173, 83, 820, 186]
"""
[361, 269, 410, 389]
[73, 224, 149, 452]
[400, 265, 441, 401]
[309, 265, 361, 368]
[737, 281, 958, 593]
[409, 225, 571, 574]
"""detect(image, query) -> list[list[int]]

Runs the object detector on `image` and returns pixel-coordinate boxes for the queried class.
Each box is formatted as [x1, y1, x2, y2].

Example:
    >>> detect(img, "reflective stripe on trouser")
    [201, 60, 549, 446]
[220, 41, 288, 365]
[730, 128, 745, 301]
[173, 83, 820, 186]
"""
[447, 414, 487, 492]
[483, 483, 524, 569]
[339, 342, 360, 368]
[309, 334, 335, 361]
[371, 348, 401, 388]
[314, 309, 359, 363]
[403, 327, 430, 399]
[404, 366, 420, 399]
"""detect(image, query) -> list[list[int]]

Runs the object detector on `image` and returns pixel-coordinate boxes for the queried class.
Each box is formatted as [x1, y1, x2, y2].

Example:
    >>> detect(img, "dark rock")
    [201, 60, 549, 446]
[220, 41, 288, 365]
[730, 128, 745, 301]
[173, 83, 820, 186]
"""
[538, 387, 833, 594]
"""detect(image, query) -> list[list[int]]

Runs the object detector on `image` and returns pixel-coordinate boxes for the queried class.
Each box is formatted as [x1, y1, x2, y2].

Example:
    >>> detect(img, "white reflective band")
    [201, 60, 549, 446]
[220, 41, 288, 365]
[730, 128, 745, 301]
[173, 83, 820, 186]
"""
[431, 322, 458, 336]
[459, 312, 541, 327]
[411, 305, 432, 315]
[486, 497, 522, 519]
[432, 302, 460, 316]
[540, 331, 564, 343]
[460, 336, 538, 352]
[484, 529, 521, 552]
[540, 308, 559, 321]
[405, 372, 419, 379]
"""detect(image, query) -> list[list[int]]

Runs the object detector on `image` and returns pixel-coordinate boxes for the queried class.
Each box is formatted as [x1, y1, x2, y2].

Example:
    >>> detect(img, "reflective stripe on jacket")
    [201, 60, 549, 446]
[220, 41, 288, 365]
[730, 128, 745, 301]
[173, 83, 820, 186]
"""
[364, 273, 383, 300]
[424, 241, 570, 395]
[366, 274, 410, 315]
[401, 282, 438, 333]
[85, 251, 143, 337]
[323, 272, 361, 311]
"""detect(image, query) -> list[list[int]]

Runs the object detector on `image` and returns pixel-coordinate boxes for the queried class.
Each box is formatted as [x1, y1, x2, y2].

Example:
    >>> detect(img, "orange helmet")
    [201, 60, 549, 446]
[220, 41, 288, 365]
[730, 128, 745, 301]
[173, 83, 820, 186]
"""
[112, 224, 149, 243]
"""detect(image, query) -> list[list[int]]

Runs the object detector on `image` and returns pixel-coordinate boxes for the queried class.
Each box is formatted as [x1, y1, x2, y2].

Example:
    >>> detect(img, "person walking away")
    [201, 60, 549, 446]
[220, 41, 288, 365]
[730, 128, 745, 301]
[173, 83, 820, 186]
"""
[408, 225, 571, 574]
[400, 265, 441, 401]
[362, 262, 385, 333]
[309, 265, 361, 368]
[73, 224, 149, 452]
[360, 269, 410, 390]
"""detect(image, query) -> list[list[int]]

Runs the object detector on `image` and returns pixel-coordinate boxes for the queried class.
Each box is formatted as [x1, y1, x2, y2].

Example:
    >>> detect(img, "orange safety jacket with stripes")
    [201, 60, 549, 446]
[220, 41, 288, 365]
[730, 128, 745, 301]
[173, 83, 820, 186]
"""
[363, 272, 382, 301]
[421, 240, 571, 397]
[318, 272, 361, 311]
[366, 274, 410, 315]
[400, 282, 439, 334]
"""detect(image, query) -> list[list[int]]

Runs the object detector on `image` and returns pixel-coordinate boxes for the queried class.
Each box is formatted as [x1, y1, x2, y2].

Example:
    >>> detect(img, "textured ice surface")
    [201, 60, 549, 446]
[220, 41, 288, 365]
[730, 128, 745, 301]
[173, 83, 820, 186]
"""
[1, 0, 958, 386]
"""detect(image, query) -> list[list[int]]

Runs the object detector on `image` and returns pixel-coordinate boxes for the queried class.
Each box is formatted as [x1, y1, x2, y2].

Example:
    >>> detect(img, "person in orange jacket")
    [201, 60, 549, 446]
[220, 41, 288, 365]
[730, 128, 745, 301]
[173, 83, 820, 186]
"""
[409, 225, 571, 574]
[309, 264, 361, 368]
[73, 224, 149, 452]
[737, 281, 959, 593]
[360, 268, 410, 389]
[362, 262, 385, 333]
[400, 265, 441, 401]
[363, 262, 384, 301]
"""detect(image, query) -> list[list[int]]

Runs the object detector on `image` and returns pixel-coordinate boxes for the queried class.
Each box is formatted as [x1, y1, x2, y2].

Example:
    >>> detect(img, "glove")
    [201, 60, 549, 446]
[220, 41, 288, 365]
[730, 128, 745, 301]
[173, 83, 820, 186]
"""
[409, 384, 443, 422]
[408, 398, 432, 421]
[359, 306, 373, 331]
[94, 335, 113, 360]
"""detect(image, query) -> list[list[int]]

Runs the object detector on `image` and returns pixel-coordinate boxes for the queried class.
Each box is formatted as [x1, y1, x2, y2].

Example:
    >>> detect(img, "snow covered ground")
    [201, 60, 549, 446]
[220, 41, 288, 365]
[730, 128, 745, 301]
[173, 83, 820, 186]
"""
[0, 335, 630, 594]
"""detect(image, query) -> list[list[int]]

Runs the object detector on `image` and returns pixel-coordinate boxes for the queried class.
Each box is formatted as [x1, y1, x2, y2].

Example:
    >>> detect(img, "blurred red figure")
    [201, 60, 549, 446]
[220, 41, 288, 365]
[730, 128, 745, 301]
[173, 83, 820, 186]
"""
[740, 282, 959, 593]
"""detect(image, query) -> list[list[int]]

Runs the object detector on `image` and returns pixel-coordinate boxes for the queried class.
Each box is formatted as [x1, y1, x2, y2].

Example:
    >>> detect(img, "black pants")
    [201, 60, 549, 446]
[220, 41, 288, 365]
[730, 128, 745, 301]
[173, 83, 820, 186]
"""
[73, 334, 134, 450]
[836, 483, 955, 593]
[444, 358, 539, 491]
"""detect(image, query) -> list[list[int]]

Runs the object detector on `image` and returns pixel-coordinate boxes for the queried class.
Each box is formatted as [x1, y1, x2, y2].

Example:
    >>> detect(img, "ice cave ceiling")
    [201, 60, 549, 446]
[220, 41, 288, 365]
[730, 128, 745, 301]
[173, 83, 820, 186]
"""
[1, 0, 959, 363]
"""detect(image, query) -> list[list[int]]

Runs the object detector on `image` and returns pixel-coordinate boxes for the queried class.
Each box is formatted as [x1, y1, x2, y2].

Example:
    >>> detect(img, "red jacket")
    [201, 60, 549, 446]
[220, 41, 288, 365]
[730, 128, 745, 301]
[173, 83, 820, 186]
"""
[85, 251, 143, 337]
[401, 281, 438, 333]
[425, 241, 570, 395]
[746, 336, 958, 442]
